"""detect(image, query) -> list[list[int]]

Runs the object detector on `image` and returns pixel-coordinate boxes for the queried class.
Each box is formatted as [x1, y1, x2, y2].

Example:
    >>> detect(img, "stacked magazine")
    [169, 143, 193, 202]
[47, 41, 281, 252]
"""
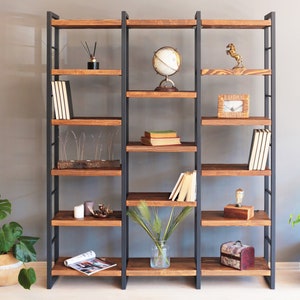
[64, 250, 116, 276]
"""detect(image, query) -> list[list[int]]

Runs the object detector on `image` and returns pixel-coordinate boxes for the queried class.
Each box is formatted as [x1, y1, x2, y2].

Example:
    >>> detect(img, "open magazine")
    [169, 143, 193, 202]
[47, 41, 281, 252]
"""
[64, 250, 117, 276]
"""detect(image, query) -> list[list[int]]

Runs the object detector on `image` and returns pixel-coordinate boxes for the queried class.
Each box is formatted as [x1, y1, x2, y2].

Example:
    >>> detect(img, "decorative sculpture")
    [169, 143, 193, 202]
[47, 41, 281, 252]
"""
[226, 43, 244, 69]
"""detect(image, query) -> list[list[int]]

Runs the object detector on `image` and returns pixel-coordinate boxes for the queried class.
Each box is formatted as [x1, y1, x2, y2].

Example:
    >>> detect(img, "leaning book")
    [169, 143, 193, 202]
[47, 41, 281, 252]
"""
[64, 250, 117, 276]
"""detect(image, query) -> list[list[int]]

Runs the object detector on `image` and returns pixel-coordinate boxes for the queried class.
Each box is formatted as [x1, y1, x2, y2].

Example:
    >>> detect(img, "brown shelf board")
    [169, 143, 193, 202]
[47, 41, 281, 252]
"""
[201, 257, 271, 276]
[126, 91, 196, 98]
[201, 210, 271, 227]
[126, 142, 197, 152]
[52, 69, 121, 76]
[51, 168, 121, 176]
[202, 117, 271, 126]
[51, 210, 122, 227]
[201, 69, 271, 76]
[127, 192, 197, 207]
[202, 164, 271, 176]
[201, 19, 271, 29]
[51, 19, 122, 29]
[126, 257, 196, 276]
[51, 257, 122, 277]
[51, 117, 122, 126]
[127, 19, 196, 28]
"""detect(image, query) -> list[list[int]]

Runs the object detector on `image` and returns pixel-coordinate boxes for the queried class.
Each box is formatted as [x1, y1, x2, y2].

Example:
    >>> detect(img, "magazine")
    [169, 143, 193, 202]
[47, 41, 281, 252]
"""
[64, 250, 117, 276]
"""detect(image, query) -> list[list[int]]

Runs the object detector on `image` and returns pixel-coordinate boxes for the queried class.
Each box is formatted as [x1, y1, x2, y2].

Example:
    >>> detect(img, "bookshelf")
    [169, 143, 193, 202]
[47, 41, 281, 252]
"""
[46, 11, 275, 290]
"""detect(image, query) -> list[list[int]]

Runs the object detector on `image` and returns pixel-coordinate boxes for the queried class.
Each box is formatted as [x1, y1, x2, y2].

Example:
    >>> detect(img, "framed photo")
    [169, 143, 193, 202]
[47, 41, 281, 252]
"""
[218, 94, 249, 118]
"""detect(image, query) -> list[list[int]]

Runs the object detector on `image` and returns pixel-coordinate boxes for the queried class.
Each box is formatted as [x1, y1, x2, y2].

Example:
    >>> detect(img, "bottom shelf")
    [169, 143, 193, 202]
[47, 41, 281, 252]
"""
[51, 257, 122, 277]
[126, 257, 196, 276]
[201, 257, 271, 276]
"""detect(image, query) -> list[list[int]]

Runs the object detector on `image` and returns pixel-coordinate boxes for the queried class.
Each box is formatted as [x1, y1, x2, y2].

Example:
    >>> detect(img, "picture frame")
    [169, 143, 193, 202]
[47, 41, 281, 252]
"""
[218, 94, 249, 118]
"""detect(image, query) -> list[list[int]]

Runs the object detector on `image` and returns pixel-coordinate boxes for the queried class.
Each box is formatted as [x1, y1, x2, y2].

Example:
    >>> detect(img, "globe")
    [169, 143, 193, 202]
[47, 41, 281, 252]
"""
[152, 46, 181, 91]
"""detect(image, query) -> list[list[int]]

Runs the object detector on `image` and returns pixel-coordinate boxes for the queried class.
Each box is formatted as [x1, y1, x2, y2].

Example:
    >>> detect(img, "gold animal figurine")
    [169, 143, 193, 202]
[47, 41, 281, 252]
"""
[226, 43, 244, 69]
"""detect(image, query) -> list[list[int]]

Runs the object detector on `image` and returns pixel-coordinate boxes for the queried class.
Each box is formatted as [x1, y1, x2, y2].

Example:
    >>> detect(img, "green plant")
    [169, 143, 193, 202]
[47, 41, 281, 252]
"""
[127, 201, 192, 257]
[289, 214, 300, 227]
[0, 197, 39, 289]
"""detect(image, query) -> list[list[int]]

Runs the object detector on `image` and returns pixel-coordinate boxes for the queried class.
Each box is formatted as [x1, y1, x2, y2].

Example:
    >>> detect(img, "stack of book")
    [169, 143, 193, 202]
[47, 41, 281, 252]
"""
[248, 129, 271, 170]
[169, 170, 197, 202]
[51, 80, 74, 119]
[140, 130, 181, 146]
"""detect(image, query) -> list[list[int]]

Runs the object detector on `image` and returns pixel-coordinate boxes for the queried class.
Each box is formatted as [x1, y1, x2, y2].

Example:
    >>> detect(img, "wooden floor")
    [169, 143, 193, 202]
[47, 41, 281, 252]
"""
[1, 262, 300, 299]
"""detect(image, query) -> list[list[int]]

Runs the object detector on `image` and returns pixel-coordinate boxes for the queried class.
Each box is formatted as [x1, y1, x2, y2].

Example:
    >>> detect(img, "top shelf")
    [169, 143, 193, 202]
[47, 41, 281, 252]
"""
[51, 18, 271, 30]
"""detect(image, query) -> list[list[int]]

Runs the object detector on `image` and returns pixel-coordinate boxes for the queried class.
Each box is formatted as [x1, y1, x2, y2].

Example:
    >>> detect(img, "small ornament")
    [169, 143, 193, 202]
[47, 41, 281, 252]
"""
[152, 46, 181, 92]
[82, 41, 99, 69]
[235, 188, 244, 207]
[88, 203, 113, 218]
[226, 43, 244, 69]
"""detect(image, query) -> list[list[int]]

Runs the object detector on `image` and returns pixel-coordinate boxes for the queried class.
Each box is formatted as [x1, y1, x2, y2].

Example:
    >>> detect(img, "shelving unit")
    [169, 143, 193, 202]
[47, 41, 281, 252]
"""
[46, 11, 123, 289]
[46, 10, 275, 290]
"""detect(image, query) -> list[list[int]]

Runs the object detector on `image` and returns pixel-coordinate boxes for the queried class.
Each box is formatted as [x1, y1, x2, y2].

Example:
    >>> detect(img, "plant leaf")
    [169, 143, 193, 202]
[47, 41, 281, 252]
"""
[0, 222, 23, 254]
[0, 199, 11, 220]
[14, 236, 39, 262]
[18, 267, 36, 289]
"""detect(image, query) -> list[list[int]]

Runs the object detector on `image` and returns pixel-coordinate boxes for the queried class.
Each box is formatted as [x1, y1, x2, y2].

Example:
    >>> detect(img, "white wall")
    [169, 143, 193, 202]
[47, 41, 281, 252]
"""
[0, 0, 298, 261]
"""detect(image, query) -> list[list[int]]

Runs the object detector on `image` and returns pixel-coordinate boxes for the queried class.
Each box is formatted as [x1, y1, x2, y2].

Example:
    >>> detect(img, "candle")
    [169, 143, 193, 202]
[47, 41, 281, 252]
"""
[74, 204, 84, 219]
[84, 201, 94, 216]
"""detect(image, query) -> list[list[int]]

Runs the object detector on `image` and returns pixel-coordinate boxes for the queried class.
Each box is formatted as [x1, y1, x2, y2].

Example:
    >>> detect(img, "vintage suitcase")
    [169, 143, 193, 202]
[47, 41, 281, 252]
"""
[220, 240, 254, 270]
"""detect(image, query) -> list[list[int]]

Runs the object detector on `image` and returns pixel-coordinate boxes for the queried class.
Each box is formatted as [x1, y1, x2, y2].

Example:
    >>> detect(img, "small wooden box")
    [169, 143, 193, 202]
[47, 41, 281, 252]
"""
[220, 240, 255, 270]
[224, 204, 254, 220]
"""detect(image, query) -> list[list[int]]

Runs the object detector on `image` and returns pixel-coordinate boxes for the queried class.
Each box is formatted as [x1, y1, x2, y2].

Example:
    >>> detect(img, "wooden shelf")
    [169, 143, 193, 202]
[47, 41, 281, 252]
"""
[126, 142, 197, 152]
[126, 257, 196, 276]
[52, 69, 121, 76]
[202, 164, 271, 176]
[51, 257, 122, 276]
[52, 211, 122, 227]
[51, 168, 121, 176]
[201, 257, 271, 276]
[51, 19, 122, 29]
[127, 19, 196, 28]
[126, 91, 196, 98]
[201, 210, 271, 227]
[202, 117, 271, 126]
[126, 192, 197, 207]
[201, 19, 271, 29]
[51, 117, 122, 126]
[201, 69, 271, 76]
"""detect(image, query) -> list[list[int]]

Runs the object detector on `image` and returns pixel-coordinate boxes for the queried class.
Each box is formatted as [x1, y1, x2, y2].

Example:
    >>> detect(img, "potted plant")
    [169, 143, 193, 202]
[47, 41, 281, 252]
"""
[127, 201, 192, 269]
[289, 214, 300, 227]
[0, 196, 39, 289]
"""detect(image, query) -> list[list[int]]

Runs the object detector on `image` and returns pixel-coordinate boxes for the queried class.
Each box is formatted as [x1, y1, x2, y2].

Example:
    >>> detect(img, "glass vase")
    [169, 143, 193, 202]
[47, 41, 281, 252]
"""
[150, 240, 170, 269]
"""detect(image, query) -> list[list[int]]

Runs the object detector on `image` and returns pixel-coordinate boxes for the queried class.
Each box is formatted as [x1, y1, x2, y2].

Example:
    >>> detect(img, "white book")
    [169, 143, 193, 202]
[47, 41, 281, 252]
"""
[169, 172, 184, 200]
[248, 129, 260, 170]
[61, 81, 74, 120]
[177, 171, 192, 202]
[186, 170, 197, 202]
[57, 81, 66, 119]
[257, 129, 268, 170]
[54, 81, 63, 119]
[253, 129, 264, 170]
[260, 129, 271, 170]
[51, 81, 59, 119]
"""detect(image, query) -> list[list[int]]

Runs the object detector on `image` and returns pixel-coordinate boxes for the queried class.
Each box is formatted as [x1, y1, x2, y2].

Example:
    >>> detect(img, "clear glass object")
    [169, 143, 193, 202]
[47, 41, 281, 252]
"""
[150, 240, 170, 269]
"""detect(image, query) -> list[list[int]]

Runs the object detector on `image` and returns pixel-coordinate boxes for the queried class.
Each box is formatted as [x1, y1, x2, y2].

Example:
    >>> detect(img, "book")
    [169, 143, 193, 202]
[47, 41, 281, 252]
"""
[64, 250, 117, 276]
[177, 171, 193, 202]
[186, 170, 197, 202]
[169, 172, 184, 200]
[51, 80, 74, 120]
[259, 129, 271, 170]
[144, 130, 177, 138]
[141, 136, 181, 146]
[248, 129, 260, 170]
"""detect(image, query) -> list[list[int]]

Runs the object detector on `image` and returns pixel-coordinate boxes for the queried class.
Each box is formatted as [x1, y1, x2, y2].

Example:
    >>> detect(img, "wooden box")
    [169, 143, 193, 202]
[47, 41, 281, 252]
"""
[220, 240, 255, 270]
[224, 204, 254, 220]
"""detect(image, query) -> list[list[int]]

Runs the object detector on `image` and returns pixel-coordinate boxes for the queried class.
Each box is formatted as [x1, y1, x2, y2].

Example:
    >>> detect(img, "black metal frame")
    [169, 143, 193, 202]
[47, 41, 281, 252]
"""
[46, 11, 60, 289]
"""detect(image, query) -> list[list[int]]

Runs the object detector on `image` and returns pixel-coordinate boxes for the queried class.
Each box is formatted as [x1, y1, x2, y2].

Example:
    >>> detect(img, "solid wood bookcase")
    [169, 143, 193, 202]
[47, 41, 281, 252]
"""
[46, 11, 275, 290]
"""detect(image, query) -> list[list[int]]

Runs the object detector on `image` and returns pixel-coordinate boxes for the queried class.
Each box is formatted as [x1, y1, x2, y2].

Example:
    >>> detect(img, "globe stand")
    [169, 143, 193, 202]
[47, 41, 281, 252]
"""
[154, 77, 178, 92]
